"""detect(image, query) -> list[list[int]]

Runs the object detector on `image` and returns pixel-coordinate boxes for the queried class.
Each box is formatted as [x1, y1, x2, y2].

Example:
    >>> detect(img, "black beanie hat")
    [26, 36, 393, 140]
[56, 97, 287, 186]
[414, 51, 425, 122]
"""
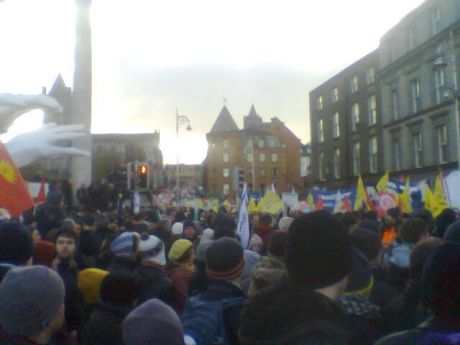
[345, 247, 373, 295]
[100, 272, 141, 305]
[205, 237, 244, 280]
[286, 211, 352, 289]
[0, 222, 34, 265]
[350, 228, 381, 261]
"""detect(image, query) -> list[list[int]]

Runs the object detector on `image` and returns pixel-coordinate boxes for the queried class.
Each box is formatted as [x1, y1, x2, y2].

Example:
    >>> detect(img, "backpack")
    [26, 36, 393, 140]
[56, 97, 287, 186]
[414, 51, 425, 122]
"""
[181, 295, 245, 345]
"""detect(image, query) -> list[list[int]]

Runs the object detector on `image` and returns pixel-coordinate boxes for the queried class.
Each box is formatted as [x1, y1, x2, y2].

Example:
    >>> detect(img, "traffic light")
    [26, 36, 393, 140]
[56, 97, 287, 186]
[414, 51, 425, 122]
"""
[137, 162, 149, 190]
[238, 168, 244, 190]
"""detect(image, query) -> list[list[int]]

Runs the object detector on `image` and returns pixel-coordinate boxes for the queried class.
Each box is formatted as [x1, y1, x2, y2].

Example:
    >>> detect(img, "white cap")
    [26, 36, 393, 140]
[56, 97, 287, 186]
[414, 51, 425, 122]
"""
[139, 234, 166, 266]
[172, 222, 184, 236]
[278, 217, 294, 231]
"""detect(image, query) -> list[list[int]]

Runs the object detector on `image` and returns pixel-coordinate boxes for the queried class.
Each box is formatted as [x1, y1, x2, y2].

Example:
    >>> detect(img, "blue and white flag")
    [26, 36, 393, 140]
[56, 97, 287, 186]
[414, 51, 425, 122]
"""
[237, 183, 250, 249]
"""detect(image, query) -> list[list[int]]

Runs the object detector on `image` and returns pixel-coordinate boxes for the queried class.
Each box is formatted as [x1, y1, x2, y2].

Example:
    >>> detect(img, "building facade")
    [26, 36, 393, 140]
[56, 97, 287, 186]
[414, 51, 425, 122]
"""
[204, 105, 302, 196]
[310, 50, 383, 189]
[164, 164, 203, 190]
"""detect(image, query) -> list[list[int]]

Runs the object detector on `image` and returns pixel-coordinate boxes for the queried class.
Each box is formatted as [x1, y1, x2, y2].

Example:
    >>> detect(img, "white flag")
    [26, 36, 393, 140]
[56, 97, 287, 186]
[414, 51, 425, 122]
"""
[237, 183, 250, 249]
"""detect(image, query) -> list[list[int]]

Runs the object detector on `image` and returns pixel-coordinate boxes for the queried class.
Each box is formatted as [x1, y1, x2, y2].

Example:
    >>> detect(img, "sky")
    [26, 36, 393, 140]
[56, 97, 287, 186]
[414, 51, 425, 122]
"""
[0, 0, 426, 164]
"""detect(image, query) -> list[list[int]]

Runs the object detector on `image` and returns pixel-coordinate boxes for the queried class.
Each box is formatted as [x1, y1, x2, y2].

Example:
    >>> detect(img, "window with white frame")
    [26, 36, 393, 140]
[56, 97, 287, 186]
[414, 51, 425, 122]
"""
[392, 89, 399, 120]
[368, 94, 377, 125]
[437, 125, 448, 163]
[259, 153, 266, 162]
[222, 139, 229, 148]
[316, 96, 323, 110]
[434, 67, 445, 104]
[333, 148, 341, 179]
[319, 152, 325, 180]
[318, 119, 324, 143]
[369, 136, 378, 173]
[247, 153, 253, 162]
[223, 184, 229, 195]
[353, 142, 360, 176]
[223, 168, 229, 178]
[350, 76, 359, 93]
[223, 153, 229, 162]
[432, 8, 441, 35]
[413, 132, 423, 168]
[351, 103, 360, 131]
[258, 139, 265, 148]
[410, 79, 421, 113]
[333, 112, 340, 138]
[267, 136, 276, 148]
[392, 138, 401, 171]
[331, 87, 339, 103]
[366, 68, 375, 85]
[271, 153, 278, 162]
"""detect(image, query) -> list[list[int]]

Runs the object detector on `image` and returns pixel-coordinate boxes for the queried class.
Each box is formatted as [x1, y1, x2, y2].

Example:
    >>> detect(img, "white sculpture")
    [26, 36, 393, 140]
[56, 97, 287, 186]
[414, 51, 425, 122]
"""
[0, 94, 90, 168]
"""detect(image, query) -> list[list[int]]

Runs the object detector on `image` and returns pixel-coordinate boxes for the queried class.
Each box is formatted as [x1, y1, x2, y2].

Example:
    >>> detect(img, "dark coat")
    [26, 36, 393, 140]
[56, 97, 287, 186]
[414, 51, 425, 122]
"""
[107, 256, 138, 274]
[168, 264, 192, 314]
[135, 265, 175, 306]
[0, 326, 62, 345]
[375, 316, 460, 345]
[239, 278, 350, 345]
[81, 301, 133, 345]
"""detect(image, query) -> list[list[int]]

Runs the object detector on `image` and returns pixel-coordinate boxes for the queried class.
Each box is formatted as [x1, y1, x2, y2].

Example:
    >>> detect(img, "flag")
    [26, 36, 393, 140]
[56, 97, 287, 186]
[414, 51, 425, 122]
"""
[434, 173, 449, 210]
[0, 141, 34, 217]
[248, 198, 259, 213]
[353, 176, 372, 211]
[424, 184, 444, 217]
[237, 183, 250, 249]
[316, 194, 324, 210]
[399, 178, 413, 214]
[334, 190, 343, 214]
[376, 171, 389, 192]
[259, 190, 283, 214]
[33, 178, 46, 204]
[306, 193, 315, 212]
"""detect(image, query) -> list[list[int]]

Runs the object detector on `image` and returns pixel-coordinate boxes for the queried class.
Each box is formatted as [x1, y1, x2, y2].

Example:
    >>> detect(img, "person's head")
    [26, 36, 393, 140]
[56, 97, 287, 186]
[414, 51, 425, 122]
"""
[33, 240, 56, 267]
[183, 220, 197, 240]
[249, 234, 264, 253]
[409, 238, 442, 282]
[168, 239, 195, 266]
[259, 213, 273, 227]
[267, 231, 288, 260]
[213, 214, 237, 239]
[286, 210, 352, 301]
[78, 268, 109, 304]
[398, 218, 428, 244]
[54, 227, 78, 260]
[349, 228, 382, 263]
[139, 233, 166, 267]
[100, 272, 141, 306]
[343, 248, 373, 299]
[277, 216, 294, 233]
[422, 243, 460, 319]
[342, 212, 360, 233]
[250, 213, 260, 228]
[0, 266, 65, 340]
[122, 299, 184, 345]
[384, 207, 400, 227]
[0, 221, 34, 266]
[110, 232, 139, 260]
[444, 220, 460, 243]
[205, 237, 244, 283]
[434, 208, 457, 238]
[412, 208, 435, 233]
[171, 222, 184, 237]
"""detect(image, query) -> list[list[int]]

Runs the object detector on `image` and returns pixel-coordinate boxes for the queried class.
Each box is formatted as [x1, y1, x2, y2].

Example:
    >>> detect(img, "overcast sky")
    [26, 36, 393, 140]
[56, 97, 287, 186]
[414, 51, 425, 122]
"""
[0, 0, 425, 164]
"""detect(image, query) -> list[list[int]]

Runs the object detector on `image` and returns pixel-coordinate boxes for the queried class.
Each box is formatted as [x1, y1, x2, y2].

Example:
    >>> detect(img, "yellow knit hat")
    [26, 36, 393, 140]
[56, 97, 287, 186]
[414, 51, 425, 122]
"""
[78, 268, 109, 304]
[168, 239, 193, 263]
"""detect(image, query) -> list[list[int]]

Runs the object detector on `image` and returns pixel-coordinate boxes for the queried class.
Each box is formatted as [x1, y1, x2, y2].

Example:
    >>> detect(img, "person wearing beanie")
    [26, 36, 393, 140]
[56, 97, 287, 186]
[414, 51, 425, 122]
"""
[183, 220, 198, 243]
[0, 221, 34, 282]
[78, 268, 109, 328]
[277, 216, 294, 233]
[0, 266, 65, 345]
[168, 239, 195, 314]
[181, 238, 246, 345]
[135, 234, 175, 306]
[33, 240, 56, 267]
[189, 239, 214, 296]
[81, 272, 141, 345]
[107, 231, 140, 273]
[254, 213, 273, 252]
[376, 242, 460, 345]
[432, 207, 457, 238]
[123, 299, 185, 345]
[443, 219, 460, 243]
[171, 222, 184, 241]
[239, 211, 352, 345]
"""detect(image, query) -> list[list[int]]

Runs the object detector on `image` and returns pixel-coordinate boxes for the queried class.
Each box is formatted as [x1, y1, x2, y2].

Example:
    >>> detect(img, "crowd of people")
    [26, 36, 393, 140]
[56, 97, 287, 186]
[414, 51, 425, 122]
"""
[0, 187, 460, 345]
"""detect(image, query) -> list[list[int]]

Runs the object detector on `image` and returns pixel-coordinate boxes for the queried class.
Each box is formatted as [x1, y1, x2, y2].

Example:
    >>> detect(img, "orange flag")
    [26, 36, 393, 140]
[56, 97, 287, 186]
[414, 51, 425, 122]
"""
[34, 178, 46, 204]
[0, 141, 34, 217]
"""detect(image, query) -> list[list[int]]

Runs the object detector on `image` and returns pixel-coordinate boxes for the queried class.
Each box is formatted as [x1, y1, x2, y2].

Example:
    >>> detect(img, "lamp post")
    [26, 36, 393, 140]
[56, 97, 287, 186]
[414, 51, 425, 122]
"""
[175, 109, 192, 205]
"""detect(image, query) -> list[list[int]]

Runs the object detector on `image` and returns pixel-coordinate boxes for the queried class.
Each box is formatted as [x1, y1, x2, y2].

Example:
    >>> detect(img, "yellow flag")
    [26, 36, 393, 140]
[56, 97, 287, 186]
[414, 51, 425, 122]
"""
[376, 171, 389, 192]
[424, 184, 444, 217]
[434, 173, 449, 210]
[259, 190, 283, 214]
[306, 193, 315, 210]
[354, 176, 367, 211]
[399, 178, 413, 214]
[248, 198, 260, 213]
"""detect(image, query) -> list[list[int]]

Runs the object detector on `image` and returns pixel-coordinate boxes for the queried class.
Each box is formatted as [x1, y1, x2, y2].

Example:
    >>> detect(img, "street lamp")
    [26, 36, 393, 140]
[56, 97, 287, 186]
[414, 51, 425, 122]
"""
[175, 109, 192, 205]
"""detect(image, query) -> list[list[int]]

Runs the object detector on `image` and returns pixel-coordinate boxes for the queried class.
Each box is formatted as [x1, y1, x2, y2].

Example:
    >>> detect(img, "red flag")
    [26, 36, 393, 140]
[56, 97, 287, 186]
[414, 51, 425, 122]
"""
[33, 178, 46, 204]
[316, 195, 324, 210]
[0, 141, 34, 217]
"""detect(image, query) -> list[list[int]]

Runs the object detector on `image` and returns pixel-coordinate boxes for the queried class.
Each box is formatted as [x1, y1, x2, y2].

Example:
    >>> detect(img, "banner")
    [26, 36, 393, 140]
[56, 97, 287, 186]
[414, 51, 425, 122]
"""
[314, 189, 355, 213]
[282, 192, 299, 210]
[237, 183, 250, 249]
[259, 190, 283, 214]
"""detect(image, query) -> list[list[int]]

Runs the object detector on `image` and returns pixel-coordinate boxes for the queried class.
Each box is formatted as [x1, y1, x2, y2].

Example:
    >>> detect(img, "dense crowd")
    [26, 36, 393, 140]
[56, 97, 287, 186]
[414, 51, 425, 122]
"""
[0, 188, 459, 345]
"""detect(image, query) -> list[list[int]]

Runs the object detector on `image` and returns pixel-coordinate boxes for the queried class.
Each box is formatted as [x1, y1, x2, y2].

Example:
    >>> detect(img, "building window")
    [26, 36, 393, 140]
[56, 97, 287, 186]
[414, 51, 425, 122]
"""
[432, 8, 441, 35]
[410, 79, 421, 113]
[331, 87, 339, 103]
[318, 119, 324, 143]
[247, 153, 253, 162]
[319, 152, 325, 181]
[223, 184, 229, 195]
[223, 153, 229, 162]
[272, 168, 277, 177]
[351, 103, 360, 131]
[350, 75, 359, 93]
[366, 68, 375, 85]
[392, 89, 399, 120]
[267, 137, 276, 148]
[271, 153, 278, 162]
[258, 139, 265, 148]
[353, 142, 360, 176]
[392, 138, 401, 171]
[413, 132, 423, 168]
[259, 168, 266, 177]
[259, 153, 266, 162]
[434, 67, 446, 104]
[368, 94, 377, 125]
[316, 96, 323, 110]
[222, 139, 229, 148]
[333, 112, 340, 138]
[223, 168, 229, 178]
[437, 125, 448, 163]
[369, 136, 378, 173]
[333, 148, 341, 179]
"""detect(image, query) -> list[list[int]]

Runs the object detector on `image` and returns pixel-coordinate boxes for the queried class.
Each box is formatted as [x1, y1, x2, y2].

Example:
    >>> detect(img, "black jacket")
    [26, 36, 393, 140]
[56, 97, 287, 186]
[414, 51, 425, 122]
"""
[135, 265, 175, 306]
[239, 278, 350, 345]
[81, 301, 133, 345]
